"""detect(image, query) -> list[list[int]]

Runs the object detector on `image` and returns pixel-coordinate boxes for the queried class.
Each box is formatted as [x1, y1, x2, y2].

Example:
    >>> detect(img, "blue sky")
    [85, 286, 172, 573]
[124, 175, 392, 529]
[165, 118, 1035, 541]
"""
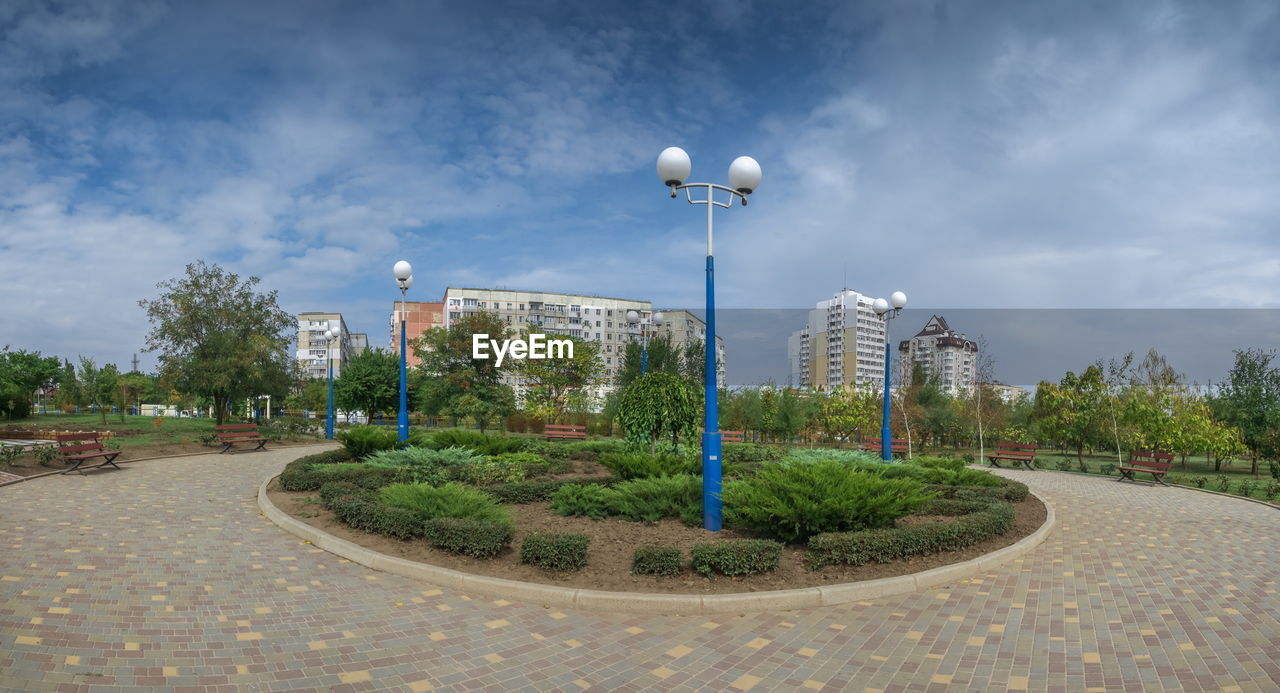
[3, 0, 1279, 378]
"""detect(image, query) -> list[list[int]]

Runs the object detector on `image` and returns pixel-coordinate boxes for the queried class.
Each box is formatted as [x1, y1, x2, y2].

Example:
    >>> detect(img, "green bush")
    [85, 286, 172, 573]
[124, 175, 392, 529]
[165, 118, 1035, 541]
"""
[784, 448, 880, 465]
[690, 539, 783, 577]
[520, 531, 590, 571]
[549, 483, 617, 519]
[722, 443, 787, 464]
[454, 457, 527, 486]
[1054, 459, 1073, 472]
[923, 478, 1029, 503]
[481, 477, 616, 504]
[423, 518, 512, 558]
[428, 429, 528, 455]
[1264, 480, 1280, 500]
[807, 502, 1015, 569]
[608, 474, 702, 525]
[278, 459, 402, 491]
[599, 452, 697, 480]
[379, 482, 512, 525]
[322, 489, 425, 540]
[336, 425, 401, 459]
[364, 446, 487, 486]
[631, 546, 684, 576]
[1215, 475, 1231, 492]
[1192, 476, 1208, 489]
[915, 498, 992, 516]
[492, 452, 554, 477]
[1100, 463, 1117, 476]
[318, 480, 363, 506]
[1269, 459, 1280, 480]
[721, 460, 933, 543]
[1234, 479, 1259, 498]
[911, 456, 967, 472]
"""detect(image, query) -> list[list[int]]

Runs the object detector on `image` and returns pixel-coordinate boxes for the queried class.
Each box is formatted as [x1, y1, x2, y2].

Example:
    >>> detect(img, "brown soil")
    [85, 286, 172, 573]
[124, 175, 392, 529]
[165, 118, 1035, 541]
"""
[267, 482, 1047, 594]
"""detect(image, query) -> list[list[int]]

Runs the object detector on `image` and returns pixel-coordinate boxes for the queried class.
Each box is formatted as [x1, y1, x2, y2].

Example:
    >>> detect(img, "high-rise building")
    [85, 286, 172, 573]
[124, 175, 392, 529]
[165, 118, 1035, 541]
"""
[296, 313, 352, 380]
[650, 309, 726, 385]
[898, 315, 978, 395]
[788, 289, 887, 391]
[439, 287, 726, 406]
[389, 301, 445, 368]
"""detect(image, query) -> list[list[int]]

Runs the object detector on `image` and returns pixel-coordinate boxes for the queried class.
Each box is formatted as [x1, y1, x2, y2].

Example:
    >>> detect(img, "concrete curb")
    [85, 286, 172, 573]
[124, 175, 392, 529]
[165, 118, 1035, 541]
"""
[258, 475, 1058, 615]
[0, 442, 332, 488]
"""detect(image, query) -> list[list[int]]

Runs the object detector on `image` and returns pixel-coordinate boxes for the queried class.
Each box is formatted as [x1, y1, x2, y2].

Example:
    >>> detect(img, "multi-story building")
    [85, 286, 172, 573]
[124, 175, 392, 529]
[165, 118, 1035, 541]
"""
[984, 382, 1029, 403]
[439, 288, 726, 406]
[788, 289, 887, 391]
[349, 333, 369, 356]
[898, 315, 978, 396]
[296, 312, 353, 380]
[389, 301, 445, 368]
[650, 309, 726, 385]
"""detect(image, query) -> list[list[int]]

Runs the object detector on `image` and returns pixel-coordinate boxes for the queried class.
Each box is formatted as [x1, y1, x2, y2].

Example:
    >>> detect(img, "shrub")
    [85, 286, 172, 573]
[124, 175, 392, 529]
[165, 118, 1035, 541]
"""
[364, 446, 487, 486]
[608, 474, 702, 525]
[337, 425, 401, 459]
[807, 502, 1015, 569]
[599, 452, 697, 480]
[1264, 480, 1280, 500]
[1192, 476, 1208, 488]
[429, 429, 529, 455]
[481, 477, 616, 504]
[454, 458, 527, 486]
[722, 443, 787, 464]
[721, 460, 933, 543]
[915, 498, 991, 516]
[1215, 475, 1231, 492]
[1234, 479, 1259, 498]
[912, 456, 967, 472]
[423, 518, 512, 558]
[631, 546, 684, 576]
[520, 532, 590, 571]
[784, 448, 879, 465]
[1100, 463, 1117, 476]
[549, 483, 616, 519]
[1269, 459, 1280, 480]
[278, 460, 402, 492]
[379, 482, 512, 525]
[923, 478, 1029, 503]
[690, 539, 783, 577]
[493, 451, 553, 477]
[318, 480, 363, 505]
[1054, 459, 1073, 472]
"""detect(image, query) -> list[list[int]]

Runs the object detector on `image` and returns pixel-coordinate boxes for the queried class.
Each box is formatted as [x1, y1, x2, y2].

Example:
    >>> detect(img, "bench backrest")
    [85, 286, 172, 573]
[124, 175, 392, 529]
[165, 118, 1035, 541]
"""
[545, 424, 585, 433]
[996, 442, 1039, 452]
[56, 432, 104, 455]
[1128, 450, 1173, 470]
[216, 424, 259, 431]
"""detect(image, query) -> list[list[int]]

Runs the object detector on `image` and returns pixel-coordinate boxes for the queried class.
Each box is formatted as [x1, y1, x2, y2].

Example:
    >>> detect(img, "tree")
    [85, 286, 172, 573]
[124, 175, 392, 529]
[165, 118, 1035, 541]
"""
[333, 349, 401, 422]
[284, 378, 329, 413]
[77, 358, 120, 425]
[1212, 348, 1280, 475]
[414, 310, 516, 428]
[0, 347, 62, 420]
[615, 334, 684, 388]
[814, 386, 877, 447]
[1034, 365, 1108, 465]
[53, 359, 83, 411]
[515, 334, 604, 421]
[138, 261, 295, 424]
[616, 372, 701, 453]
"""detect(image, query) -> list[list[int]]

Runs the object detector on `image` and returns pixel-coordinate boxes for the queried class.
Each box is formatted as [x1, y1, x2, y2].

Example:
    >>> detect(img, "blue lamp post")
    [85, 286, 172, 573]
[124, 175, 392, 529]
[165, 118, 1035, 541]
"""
[323, 325, 339, 439]
[626, 310, 665, 375]
[873, 291, 908, 461]
[656, 146, 761, 532]
[392, 261, 413, 443]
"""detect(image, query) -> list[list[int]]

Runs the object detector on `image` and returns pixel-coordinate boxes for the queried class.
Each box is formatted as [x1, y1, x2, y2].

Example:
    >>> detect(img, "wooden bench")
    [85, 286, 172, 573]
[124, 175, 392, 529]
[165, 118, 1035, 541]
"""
[56, 432, 122, 475]
[1118, 450, 1173, 485]
[216, 424, 269, 453]
[859, 437, 909, 454]
[986, 442, 1039, 470]
[544, 424, 587, 441]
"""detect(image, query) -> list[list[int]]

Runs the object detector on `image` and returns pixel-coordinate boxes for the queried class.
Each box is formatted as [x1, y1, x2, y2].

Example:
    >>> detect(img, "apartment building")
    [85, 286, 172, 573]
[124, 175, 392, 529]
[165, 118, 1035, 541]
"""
[650, 309, 726, 385]
[898, 315, 978, 396]
[788, 289, 887, 391]
[389, 301, 445, 368]
[440, 288, 726, 406]
[296, 312, 353, 379]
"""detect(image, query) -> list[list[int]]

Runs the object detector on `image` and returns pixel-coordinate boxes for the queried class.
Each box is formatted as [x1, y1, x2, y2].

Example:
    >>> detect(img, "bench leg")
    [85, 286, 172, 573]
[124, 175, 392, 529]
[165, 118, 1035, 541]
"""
[62, 459, 85, 475]
[254, 440, 268, 451]
[988, 459, 1001, 468]
[220, 442, 232, 454]
[1021, 460, 1036, 471]
[1152, 473, 1168, 486]
[1118, 469, 1134, 483]
[103, 453, 122, 471]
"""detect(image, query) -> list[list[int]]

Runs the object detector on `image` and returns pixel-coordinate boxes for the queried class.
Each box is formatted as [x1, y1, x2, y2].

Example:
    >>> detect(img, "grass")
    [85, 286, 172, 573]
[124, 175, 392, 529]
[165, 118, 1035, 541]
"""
[3, 414, 219, 448]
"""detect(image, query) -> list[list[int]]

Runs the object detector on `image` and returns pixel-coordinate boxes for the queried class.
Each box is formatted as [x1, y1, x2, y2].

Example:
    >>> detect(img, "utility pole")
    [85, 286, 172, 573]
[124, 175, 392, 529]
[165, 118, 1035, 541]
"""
[131, 353, 140, 372]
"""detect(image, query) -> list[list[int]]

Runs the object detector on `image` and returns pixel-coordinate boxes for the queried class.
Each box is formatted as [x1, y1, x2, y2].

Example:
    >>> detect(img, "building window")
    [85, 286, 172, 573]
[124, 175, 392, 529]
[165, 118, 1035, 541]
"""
[519, 304, 525, 311]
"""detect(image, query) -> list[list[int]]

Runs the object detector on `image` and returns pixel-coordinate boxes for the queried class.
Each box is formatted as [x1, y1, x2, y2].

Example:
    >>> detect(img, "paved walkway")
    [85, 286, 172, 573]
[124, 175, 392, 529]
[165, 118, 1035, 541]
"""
[1, 446, 1277, 692]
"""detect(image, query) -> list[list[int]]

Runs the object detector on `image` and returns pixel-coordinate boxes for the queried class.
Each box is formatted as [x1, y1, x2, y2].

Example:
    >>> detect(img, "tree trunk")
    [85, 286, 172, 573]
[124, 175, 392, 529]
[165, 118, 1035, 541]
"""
[1251, 456, 1259, 477]
[1077, 443, 1084, 465]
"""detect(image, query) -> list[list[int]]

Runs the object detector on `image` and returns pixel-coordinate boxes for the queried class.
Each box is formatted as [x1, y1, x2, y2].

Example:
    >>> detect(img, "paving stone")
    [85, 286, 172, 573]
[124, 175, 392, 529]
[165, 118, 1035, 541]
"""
[1, 447, 1278, 691]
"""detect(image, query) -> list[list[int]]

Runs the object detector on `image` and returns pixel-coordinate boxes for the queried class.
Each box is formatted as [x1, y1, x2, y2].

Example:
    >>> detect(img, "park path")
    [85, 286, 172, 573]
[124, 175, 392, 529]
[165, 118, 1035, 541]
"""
[1, 445, 1278, 692]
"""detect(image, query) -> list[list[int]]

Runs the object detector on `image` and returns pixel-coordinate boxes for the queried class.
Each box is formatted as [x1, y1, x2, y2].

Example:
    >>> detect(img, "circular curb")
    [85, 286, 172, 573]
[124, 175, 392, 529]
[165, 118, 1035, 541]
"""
[0, 442, 331, 488]
[257, 475, 1057, 615]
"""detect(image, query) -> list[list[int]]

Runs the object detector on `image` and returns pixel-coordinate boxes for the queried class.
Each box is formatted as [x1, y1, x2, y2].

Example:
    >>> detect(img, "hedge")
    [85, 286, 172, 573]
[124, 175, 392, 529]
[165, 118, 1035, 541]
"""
[690, 539, 783, 577]
[278, 461, 403, 492]
[631, 546, 684, 576]
[423, 518, 513, 558]
[520, 531, 590, 571]
[807, 502, 1015, 569]
[480, 477, 616, 504]
[324, 490, 426, 540]
[924, 478, 1029, 503]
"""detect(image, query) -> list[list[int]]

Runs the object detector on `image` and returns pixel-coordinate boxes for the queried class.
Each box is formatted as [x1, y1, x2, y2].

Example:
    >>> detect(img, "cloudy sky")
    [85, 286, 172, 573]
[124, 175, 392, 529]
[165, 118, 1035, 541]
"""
[3, 0, 1278, 381]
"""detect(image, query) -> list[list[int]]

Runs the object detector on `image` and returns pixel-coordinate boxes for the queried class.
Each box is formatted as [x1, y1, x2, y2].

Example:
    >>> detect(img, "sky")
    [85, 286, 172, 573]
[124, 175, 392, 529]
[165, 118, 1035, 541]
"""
[2, 0, 1279, 385]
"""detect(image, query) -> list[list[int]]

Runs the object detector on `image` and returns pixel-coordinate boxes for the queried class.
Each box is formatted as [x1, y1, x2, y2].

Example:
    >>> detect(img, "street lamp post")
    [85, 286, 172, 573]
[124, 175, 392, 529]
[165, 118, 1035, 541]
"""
[393, 261, 414, 443]
[873, 291, 908, 462]
[656, 146, 761, 532]
[323, 325, 340, 440]
[625, 310, 665, 375]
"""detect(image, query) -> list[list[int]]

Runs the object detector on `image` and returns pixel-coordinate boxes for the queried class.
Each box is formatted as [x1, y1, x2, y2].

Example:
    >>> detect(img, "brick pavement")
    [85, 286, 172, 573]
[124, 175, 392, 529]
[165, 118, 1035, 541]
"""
[1, 445, 1277, 692]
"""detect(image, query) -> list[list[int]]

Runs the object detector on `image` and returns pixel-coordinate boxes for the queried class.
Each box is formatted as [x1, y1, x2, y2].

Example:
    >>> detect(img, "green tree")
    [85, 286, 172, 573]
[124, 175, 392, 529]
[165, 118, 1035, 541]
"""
[615, 334, 684, 388]
[414, 310, 516, 429]
[333, 349, 402, 421]
[77, 358, 120, 425]
[616, 372, 701, 453]
[53, 359, 83, 411]
[1212, 348, 1280, 475]
[138, 261, 295, 424]
[284, 378, 329, 413]
[1034, 364, 1108, 465]
[814, 386, 877, 446]
[0, 347, 62, 419]
[514, 334, 604, 421]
